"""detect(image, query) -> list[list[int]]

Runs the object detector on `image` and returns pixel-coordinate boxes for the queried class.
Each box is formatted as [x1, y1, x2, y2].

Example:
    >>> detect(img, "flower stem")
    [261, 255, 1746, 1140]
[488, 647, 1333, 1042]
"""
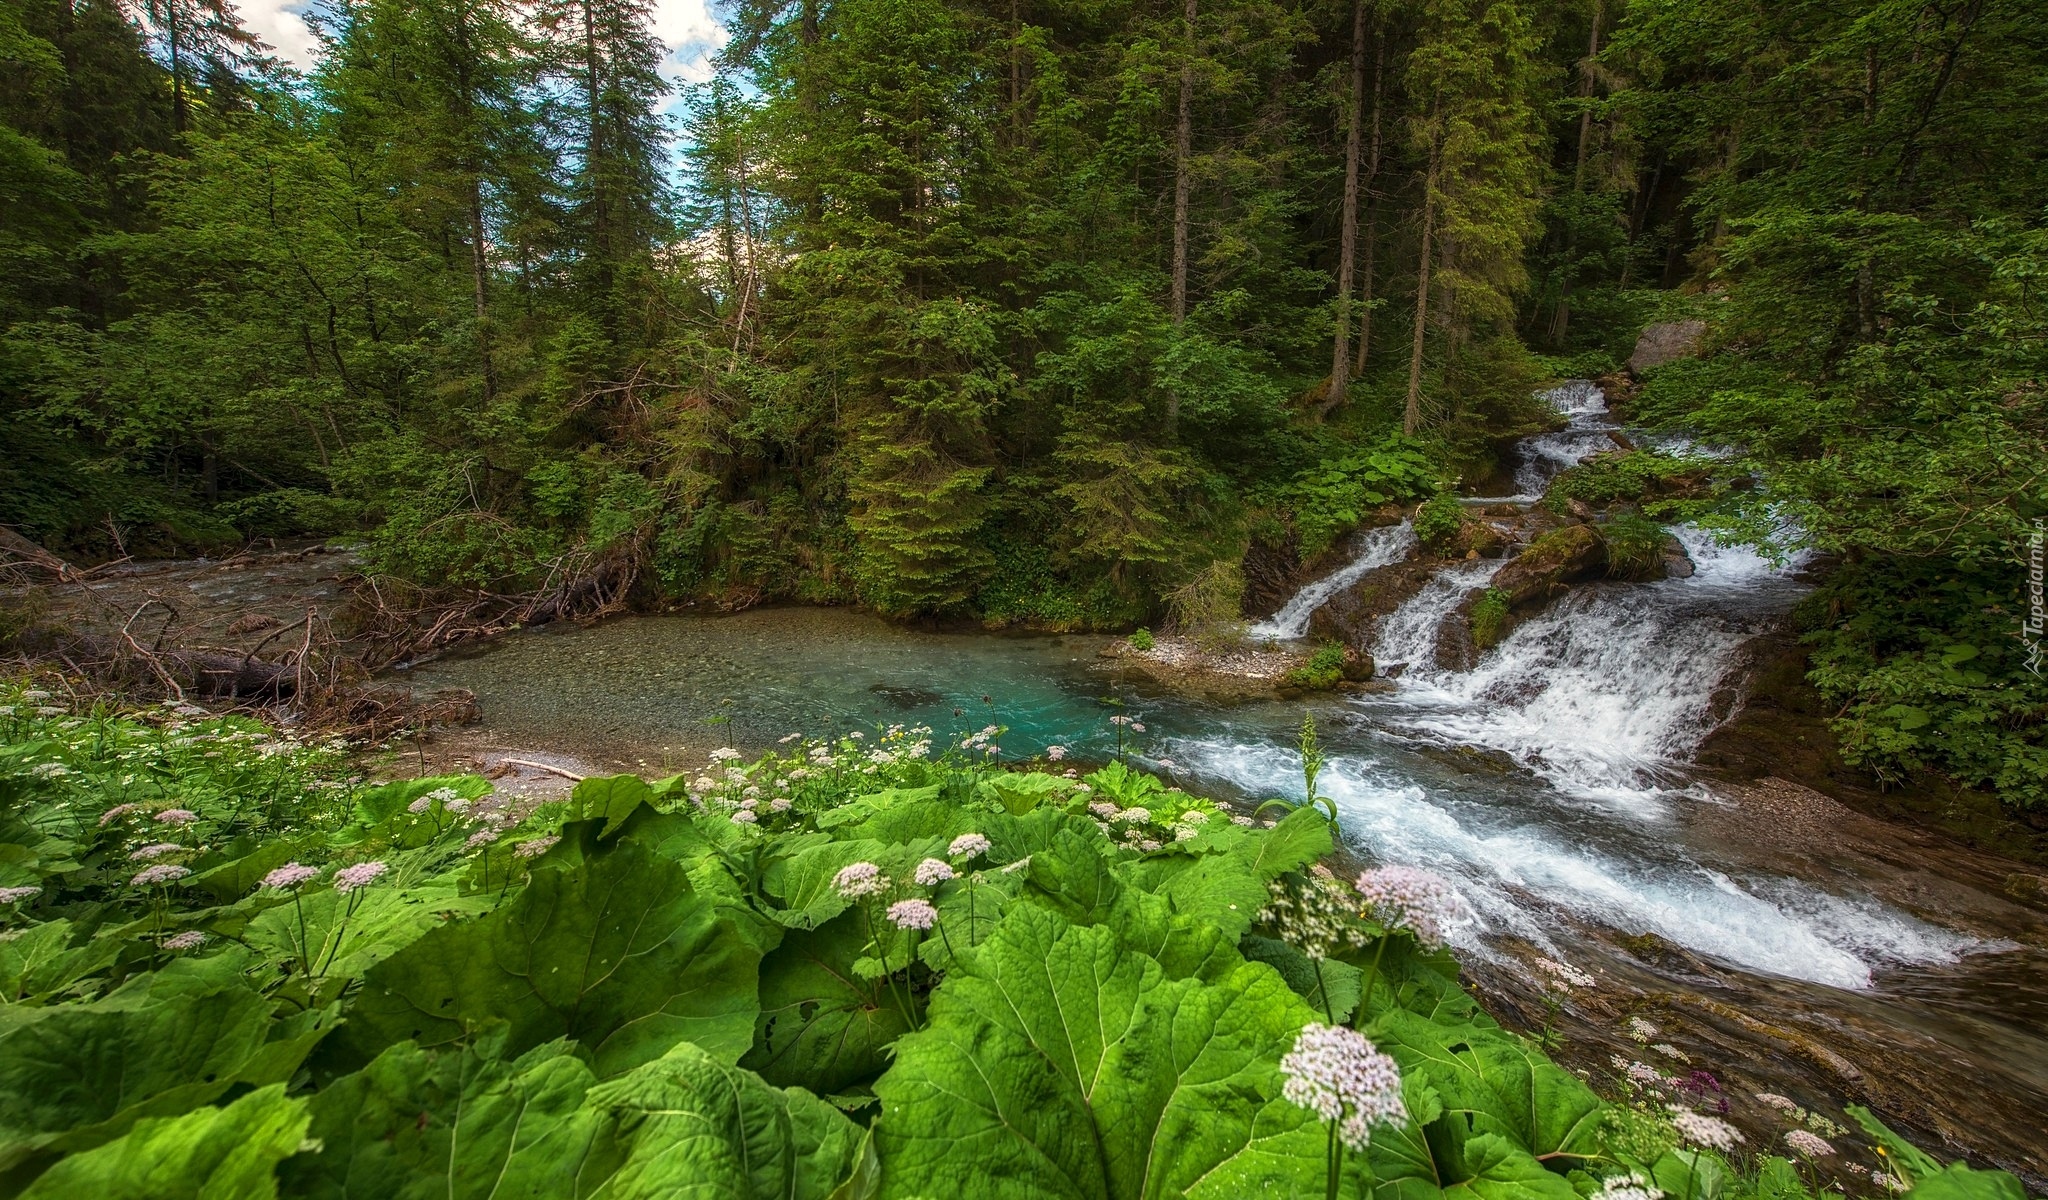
[1353, 934, 1390, 1030]
[1326, 1121, 1342, 1200]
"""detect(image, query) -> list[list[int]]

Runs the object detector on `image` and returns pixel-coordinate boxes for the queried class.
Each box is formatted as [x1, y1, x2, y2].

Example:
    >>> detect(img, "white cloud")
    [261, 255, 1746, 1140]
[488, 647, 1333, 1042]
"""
[237, 0, 321, 69]
[652, 0, 728, 86]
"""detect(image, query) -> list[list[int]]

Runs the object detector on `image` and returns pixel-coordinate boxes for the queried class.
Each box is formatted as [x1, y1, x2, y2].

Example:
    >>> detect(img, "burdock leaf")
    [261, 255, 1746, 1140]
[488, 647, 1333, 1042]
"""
[18, 1084, 309, 1200]
[872, 906, 1325, 1200]
[743, 915, 911, 1096]
[337, 837, 762, 1077]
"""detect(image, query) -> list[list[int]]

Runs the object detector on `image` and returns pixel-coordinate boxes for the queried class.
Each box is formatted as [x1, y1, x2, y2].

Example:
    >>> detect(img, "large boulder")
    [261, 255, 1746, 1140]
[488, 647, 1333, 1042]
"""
[1307, 558, 1437, 647]
[1488, 524, 1608, 608]
[1627, 319, 1707, 375]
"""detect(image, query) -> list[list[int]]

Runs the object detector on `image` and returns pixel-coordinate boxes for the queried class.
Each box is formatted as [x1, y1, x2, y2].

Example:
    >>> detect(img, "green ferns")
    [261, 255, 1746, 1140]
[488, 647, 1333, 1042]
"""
[0, 687, 2023, 1198]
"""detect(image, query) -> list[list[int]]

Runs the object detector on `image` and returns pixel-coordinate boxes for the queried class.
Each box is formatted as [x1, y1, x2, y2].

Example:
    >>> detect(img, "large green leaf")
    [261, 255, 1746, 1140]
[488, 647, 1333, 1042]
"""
[1369, 1008, 1605, 1170]
[243, 882, 492, 981]
[0, 919, 119, 1002]
[0, 977, 324, 1170]
[284, 1034, 621, 1199]
[18, 1084, 309, 1200]
[743, 916, 911, 1096]
[335, 837, 762, 1077]
[583, 1038, 866, 1200]
[872, 906, 1326, 1200]
[1245, 807, 1336, 883]
[570, 775, 657, 838]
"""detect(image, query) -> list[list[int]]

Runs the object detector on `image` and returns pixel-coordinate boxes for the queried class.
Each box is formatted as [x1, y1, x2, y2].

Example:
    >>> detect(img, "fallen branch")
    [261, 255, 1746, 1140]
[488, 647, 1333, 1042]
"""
[498, 758, 586, 782]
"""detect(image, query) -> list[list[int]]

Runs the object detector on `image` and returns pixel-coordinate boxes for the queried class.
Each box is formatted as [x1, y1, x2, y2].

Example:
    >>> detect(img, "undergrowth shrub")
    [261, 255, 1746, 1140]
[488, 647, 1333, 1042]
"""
[1414, 491, 1466, 548]
[1469, 588, 1512, 650]
[1283, 643, 1347, 689]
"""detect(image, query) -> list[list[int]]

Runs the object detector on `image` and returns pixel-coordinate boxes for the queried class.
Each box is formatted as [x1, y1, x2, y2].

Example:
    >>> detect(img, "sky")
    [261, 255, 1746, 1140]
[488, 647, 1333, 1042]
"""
[236, 0, 730, 89]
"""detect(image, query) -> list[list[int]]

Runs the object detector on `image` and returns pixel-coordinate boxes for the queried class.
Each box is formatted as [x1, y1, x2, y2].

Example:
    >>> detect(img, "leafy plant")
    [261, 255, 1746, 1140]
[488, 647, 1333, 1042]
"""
[1469, 588, 1511, 651]
[1127, 627, 1155, 652]
[1414, 491, 1466, 548]
[1284, 645, 1348, 691]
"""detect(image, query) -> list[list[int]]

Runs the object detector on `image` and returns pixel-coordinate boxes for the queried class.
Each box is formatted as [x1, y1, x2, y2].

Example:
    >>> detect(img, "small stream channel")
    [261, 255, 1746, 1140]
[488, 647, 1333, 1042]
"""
[395, 385, 2048, 1185]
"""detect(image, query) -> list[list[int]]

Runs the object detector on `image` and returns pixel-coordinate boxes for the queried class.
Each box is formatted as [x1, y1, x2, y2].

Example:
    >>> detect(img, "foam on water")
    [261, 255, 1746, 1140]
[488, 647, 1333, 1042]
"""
[1172, 738, 1975, 989]
[1247, 521, 1418, 641]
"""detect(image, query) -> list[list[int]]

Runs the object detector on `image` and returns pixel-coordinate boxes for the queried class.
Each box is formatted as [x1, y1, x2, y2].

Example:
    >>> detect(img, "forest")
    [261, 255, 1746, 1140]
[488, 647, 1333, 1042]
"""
[3, 0, 2048, 1195]
[4, 0, 2046, 810]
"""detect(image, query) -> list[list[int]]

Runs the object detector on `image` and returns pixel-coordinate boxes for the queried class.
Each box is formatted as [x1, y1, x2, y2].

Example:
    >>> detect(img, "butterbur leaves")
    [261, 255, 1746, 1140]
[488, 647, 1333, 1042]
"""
[745, 917, 913, 1096]
[873, 905, 1328, 1199]
[290, 1035, 867, 1200]
[335, 837, 762, 1078]
[286, 1034, 618, 1198]
[17, 1084, 309, 1200]
[0, 978, 328, 1172]
[584, 1039, 868, 1200]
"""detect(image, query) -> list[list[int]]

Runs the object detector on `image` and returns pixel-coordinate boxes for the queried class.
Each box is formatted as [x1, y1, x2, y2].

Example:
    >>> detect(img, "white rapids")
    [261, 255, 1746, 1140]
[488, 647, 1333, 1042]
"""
[1171, 382, 1978, 991]
[1246, 521, 1417, 641]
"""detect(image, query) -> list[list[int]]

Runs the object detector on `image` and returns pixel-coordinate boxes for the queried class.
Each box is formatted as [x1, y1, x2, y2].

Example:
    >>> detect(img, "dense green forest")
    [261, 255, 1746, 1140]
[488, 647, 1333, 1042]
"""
[3, 0, 2047, 806]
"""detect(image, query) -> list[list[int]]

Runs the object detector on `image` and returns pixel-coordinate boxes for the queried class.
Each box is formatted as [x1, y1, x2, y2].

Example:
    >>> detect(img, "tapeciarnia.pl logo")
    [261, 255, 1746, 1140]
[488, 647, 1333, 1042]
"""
[2027, 520, 2045, 676]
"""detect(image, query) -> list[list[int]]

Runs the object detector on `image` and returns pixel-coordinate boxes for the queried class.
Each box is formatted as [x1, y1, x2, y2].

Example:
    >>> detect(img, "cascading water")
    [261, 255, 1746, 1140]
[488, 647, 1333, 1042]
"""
[1246, 521, 1417, 641]
[1365, 527, 1797, 804]
[1178, 382, 1977, 991]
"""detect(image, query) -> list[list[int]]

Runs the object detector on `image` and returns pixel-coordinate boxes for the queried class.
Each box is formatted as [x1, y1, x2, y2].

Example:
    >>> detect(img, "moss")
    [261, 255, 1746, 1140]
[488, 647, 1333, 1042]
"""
[1543, 449, 1709, 512]
[1468, 588, 1511, 650]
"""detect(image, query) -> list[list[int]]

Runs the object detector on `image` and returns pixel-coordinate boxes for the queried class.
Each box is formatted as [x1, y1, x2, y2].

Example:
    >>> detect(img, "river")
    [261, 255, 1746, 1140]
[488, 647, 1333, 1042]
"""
[395, 384, 2048, 1184]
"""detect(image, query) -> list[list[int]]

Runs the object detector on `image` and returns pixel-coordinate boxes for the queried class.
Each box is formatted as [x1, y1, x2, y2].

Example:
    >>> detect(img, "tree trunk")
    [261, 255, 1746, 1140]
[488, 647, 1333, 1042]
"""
[469, 176, 496, 402]
[1404, 116, 1441, 437]
[1322, 0, 1369, 418]
[1547, 0, 1602, 346]
[1166, 0, 1197, 436]
[1352, 34, 1384, 377]
[1169, 0, 1196, 328]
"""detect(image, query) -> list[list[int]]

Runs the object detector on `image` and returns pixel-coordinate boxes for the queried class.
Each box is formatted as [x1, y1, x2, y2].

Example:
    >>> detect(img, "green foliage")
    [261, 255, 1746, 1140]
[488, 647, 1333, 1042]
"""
[0, 685, 2024, 1198]
[1127, 628, 1155, 652]
[1283, 644, 1348, 691]
[1414, 491, 1467, 548]
[1799, 559, 2048, 809]
[1469, 588, 1511, 651]
[1602, 513, 1671, 582]
[1278, 440, 1439, 559]
[1543, 451, 1711, 515]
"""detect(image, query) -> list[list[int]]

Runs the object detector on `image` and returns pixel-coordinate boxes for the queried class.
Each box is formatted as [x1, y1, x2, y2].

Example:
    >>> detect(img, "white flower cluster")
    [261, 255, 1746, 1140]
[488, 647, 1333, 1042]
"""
[1279, 1023, 1407, 1150]
[1353, 865, 1464, 950]
[1259, 873, 1368, 961]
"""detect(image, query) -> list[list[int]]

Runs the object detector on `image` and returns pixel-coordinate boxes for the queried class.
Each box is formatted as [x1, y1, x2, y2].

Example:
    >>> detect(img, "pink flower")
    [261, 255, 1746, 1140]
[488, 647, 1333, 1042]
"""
[1280, 1024, 1407, 1150]
[948, 833, 990, 860]
[162, 930, 208, 951]
[132, 864, 191, 887]
[887, 898, 938, 930]
[98, 803, 142, 826]
[1353, 866, 1464, 950]
[153, 809, 197, 825]
[128, 843, 186, 862]
[833, 862, 889, 899]
[913, 858, 955, 886]
[1784, 1130, 1833, 1158]
[513, 835, 559, 860]
[334, 861, 388, 893]
[0, 886, 42, 904]
[261, 862, 320, 890]
[1047, 745, 1067, 761]
[731, 809, 759, 824]
[1669, 1110, 1742, 1152]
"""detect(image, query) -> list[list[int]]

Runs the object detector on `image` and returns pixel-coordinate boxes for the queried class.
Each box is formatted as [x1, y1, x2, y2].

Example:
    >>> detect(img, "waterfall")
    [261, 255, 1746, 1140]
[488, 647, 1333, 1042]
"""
[1362, 524, 1800, 805]
[1246, 521, 1417, 641]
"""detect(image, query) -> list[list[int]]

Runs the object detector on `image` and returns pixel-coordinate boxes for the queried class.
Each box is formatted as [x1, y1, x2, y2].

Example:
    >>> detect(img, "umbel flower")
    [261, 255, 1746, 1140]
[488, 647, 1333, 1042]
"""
[132, 863, 191, 887]
[261, 862, 321, 890]
[1353, 865, 1463, 950]
[1596, 1173, 1664, 1200]
[162, 930, 208, 951]
[1784, 1130, 1834, 1158]
[334, 861, 389, 894]
[1279, 1023, 1407, 1150]
[1669, 1110, 1743, 1152]
[887, 898, 939, 930]
[913, 858, 955, 886]
[1259, 873, 1368, 961]
[834, 862, 890, 899]
[0, 886, 42, 904]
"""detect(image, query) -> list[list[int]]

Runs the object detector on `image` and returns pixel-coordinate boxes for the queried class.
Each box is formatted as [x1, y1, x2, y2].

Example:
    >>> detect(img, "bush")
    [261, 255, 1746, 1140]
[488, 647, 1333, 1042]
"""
[1127, 627, 1155, 651]
[1603, 512, 1671, 580]
[1544, 449, 1711, 513]
[1283, 642, 1347, 689]
[1414, 491, 1466, 548]
[1277, 437, 1437, 558]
